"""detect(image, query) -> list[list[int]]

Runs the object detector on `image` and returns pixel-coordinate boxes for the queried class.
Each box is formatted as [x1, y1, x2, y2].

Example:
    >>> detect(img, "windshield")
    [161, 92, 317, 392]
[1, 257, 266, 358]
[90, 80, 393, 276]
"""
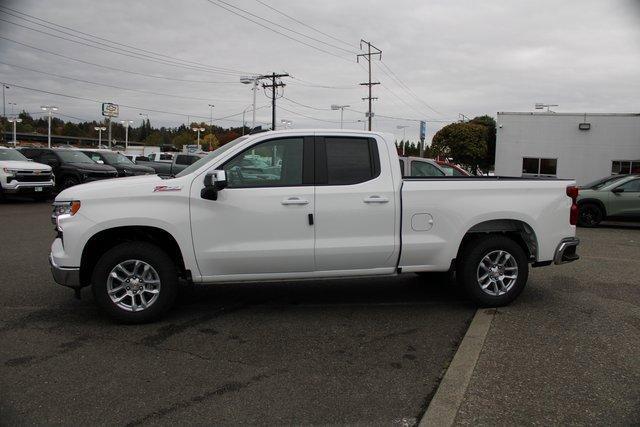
[56, 150, 95, 164]
[583, 175, 628, 190]
[175, 136, 249, 177]
[100, 152, 134, 165]
[0, 149, 29, 161]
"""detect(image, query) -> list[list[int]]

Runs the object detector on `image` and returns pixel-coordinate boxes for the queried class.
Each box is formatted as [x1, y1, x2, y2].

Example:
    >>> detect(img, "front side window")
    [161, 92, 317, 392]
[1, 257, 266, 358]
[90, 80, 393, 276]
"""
[615, 178, 640, 192]
[325, 137, 376, 185]
[411, 160, 444, 177]
[223, 137, 303, 188]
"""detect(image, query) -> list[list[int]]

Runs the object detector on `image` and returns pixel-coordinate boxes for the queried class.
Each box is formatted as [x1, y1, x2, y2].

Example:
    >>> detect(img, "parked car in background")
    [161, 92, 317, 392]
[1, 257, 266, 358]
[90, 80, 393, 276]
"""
[136, 152, 205, 177]
[49, 130, 579, 323]
[146, 152, 175, 163]
[81, 150, 155, 177]
[0, 147, 55, 200]
[19, 148, 118, 190]
[577, 174, 640, 226]
[436, 160, 471, 176]
[398, 156, 445, 177]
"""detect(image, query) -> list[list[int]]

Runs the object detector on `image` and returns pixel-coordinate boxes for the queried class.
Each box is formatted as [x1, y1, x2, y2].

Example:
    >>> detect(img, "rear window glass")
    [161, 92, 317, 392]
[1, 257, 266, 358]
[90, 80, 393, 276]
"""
[325, 137, 375, 185]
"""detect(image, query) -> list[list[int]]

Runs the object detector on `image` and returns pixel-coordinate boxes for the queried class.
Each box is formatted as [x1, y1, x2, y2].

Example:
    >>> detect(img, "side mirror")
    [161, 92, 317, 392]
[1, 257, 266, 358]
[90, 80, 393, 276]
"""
[201, 170, 228, 201]
[611, 187, 625, 194]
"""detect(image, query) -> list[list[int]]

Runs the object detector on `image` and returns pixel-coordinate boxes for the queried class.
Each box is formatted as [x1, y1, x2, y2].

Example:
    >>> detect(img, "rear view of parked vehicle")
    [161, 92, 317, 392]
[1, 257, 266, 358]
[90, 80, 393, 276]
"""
[0, 147, 55, 200]
[577, 174, 640, 226]
[398, 156, 446, 177]
[19, 148, 118, 190]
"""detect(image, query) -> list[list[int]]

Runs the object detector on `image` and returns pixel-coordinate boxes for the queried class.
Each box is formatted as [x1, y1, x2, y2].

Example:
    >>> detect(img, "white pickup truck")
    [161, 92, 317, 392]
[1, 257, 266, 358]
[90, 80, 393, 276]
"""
[49, 130, 580, 323]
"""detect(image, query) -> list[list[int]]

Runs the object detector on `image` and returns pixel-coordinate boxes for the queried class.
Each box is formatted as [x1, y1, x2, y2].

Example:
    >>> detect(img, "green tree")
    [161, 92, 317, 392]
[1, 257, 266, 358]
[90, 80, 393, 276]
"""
[172, 132, 194, 149]
[431, 122, 488, 174]
[469, 115, 496, 172]
[202, 133, 220, 151]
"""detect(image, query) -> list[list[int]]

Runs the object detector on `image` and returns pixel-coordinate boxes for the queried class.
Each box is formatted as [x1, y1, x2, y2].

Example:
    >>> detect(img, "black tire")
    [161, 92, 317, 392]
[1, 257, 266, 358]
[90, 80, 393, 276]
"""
[60, 175, 79, 190]
[577, 203, 603, 227]
[91, 242, 179, 323]
[457, 235, 529, 307]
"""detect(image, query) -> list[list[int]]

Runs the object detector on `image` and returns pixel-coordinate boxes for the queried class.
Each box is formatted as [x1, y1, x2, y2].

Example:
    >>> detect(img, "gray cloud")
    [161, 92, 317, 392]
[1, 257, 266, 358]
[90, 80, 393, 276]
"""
[0, 0, 638, 143]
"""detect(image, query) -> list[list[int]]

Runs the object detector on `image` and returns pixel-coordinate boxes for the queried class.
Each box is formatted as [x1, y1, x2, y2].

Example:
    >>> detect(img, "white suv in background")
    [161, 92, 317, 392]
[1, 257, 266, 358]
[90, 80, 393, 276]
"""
[0, 147, 55, 201]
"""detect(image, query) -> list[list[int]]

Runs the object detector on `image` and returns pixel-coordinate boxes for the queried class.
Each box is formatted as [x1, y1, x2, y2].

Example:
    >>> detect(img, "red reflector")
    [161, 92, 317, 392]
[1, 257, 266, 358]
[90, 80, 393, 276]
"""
[570, 204, 579, 225]
[566, 186, 579, 200]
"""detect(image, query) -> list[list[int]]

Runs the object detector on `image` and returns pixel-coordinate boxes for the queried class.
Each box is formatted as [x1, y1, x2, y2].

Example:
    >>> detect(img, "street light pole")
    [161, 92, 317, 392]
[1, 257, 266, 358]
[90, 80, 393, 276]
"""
[120, 120, 133, 150]
[2, 84, 9, 118]
[192, 126, 205, 146]
[397, 125, 409, 155]
[8, 117, 21, 146]
[241, 105, 253, 135]
[241, 76, 260, 130]
[41, 106, 58, 148]
[331, 104, 350, 129]
[94, 126, 106, 147]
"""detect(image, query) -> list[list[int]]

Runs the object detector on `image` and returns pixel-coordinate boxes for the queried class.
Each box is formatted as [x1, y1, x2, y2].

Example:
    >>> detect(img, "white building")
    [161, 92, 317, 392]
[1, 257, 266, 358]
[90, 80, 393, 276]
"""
[494, 112, 640, 185]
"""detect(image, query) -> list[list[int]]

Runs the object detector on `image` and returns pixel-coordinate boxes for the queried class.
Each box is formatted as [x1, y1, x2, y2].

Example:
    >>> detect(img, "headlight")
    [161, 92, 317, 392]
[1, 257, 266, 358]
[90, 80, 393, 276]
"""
[51, 201, 81, 226]
[3, 168, 19, 176]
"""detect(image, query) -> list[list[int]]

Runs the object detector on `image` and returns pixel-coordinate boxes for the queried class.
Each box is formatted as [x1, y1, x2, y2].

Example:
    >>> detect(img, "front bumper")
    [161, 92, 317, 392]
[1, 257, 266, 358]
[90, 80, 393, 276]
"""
[3, 181, 55, 194]
[553, 237, 580, 264]
[49, 253, 81, 289]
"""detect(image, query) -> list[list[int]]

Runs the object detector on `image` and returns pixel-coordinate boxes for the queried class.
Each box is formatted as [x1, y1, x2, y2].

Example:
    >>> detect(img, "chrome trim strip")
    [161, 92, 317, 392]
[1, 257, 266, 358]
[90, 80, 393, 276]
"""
[553, 237, 580, 265]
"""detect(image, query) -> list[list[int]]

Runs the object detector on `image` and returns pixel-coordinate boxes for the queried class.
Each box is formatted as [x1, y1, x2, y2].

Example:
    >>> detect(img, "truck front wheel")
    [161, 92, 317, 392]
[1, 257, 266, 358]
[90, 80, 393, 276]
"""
[458, 235, 528, 307]
[91, 242, 179, 323]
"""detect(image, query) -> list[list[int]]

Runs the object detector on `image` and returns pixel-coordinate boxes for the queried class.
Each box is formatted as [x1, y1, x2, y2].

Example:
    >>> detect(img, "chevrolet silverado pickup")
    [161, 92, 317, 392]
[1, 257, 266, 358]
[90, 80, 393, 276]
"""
[49, 130, 580, 323]
[0, 147, 54, 200]
[135, 152, 205, 177]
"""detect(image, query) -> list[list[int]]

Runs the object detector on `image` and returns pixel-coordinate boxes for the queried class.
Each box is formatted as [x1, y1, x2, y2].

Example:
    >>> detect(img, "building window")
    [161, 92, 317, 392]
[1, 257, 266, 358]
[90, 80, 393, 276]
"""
[522, 157, 557, 177]
[611, 160, 640, 175]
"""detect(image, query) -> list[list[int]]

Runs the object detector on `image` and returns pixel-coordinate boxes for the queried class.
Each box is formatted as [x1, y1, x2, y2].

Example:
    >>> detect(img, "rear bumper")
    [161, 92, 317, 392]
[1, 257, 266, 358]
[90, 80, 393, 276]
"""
[49, 253, 81, 289]
[553, 237, 580, 265]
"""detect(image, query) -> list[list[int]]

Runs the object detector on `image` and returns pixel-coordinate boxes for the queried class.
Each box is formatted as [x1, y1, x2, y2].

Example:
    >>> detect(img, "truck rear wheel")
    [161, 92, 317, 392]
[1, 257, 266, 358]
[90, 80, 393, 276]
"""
[91, 242, 179, 323]
[457, 235, 528, 307]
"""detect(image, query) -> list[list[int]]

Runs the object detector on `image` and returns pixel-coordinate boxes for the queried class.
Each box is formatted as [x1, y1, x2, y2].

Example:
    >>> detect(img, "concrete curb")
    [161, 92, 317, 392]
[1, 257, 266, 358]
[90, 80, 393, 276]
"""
[419, 308, 496, 427]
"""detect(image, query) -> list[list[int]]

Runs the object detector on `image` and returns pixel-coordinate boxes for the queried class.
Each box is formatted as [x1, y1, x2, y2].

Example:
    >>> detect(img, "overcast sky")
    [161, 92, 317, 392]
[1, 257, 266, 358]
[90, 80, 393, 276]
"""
[0, 0, 639, 142]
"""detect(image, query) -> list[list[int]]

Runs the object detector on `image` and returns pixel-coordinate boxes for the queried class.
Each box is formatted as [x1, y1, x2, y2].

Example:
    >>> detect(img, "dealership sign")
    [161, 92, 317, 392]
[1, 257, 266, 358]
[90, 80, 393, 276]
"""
[102, 102, 119, 118]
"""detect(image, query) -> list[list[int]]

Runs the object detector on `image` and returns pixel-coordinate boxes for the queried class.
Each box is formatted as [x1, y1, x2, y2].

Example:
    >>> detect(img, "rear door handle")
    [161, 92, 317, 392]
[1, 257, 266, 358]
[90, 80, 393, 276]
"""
[364, 195, 389, 203]
[281, 197, 309, 205]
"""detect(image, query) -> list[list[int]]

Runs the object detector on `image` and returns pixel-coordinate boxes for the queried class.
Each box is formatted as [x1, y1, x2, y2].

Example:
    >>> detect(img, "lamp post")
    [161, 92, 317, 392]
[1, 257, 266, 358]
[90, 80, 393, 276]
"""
[94, 126, 107, 147]
[330, 104, 350, 129]
[7, 117, 21, 146]
[397, 125, 409, 155]
[8, 102, 16, 117]
[241, 105, 253, 135]
[2, 84, 9, 118]
[357, 119, 366, 130]
[240, 76, 260, 130]
[192, 126, 205, 146]
[120, 120, 133, 150]
[41, 106, 58, 148]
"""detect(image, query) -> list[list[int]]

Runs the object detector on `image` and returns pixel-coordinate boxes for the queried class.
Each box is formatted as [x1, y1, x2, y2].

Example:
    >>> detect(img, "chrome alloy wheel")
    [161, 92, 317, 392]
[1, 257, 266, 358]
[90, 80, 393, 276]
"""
[107, 260, 161, 312]
[476, 250, 518, 296]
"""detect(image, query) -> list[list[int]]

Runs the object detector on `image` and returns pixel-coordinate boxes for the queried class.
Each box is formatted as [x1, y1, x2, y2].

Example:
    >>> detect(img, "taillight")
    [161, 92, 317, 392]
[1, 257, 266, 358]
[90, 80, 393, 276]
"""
[567, 185, 579, 225]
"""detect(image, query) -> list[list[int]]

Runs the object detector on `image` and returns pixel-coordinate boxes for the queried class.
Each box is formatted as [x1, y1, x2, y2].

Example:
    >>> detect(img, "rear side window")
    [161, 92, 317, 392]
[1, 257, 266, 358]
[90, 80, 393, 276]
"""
[324, 137, 378, 185]
[175, 155, 191, 165]
[411, 160, 444, 177]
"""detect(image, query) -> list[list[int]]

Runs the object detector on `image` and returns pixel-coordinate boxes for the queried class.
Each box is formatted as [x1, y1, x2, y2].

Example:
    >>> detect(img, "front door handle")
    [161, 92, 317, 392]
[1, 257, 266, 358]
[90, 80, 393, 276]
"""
[364, 195, 389, 203]
[281, 197, 309, 205]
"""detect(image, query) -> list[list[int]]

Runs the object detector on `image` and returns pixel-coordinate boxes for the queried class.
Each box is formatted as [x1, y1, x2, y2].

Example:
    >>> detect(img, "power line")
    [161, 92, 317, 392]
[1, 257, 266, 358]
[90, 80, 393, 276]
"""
[377, 61, 444, 117]
[0, 35, 239, 84]
[205, 0, 353, 62]
[3, 81, 269, 122]
[0, 4, 257, 76]
[0, 17, 245, 77]
[0, 60, 245, 103]
[253, 0, 358, 51]
[282, 96, 331, 111]
[278, 105, 357, 124]
[288, 77, 359, 90]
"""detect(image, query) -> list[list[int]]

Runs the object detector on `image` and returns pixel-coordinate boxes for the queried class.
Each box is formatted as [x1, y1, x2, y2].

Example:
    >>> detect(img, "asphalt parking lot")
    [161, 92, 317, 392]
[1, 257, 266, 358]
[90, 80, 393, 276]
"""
[1, 198, 638, 425]
[0, 199, 474, 425]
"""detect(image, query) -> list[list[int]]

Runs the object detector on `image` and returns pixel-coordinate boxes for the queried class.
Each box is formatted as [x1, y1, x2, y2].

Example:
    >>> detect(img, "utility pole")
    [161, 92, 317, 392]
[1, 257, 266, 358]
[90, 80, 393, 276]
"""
[261, 72, 289, 130]
[357, 39, 381, 131]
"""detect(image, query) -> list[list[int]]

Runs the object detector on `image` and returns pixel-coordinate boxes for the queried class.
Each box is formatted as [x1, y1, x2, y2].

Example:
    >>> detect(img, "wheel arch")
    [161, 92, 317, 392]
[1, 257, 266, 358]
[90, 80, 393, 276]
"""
[456, 219, 539, 264]
[79, 226, 188, 287]
[577, 198, 607, 216]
